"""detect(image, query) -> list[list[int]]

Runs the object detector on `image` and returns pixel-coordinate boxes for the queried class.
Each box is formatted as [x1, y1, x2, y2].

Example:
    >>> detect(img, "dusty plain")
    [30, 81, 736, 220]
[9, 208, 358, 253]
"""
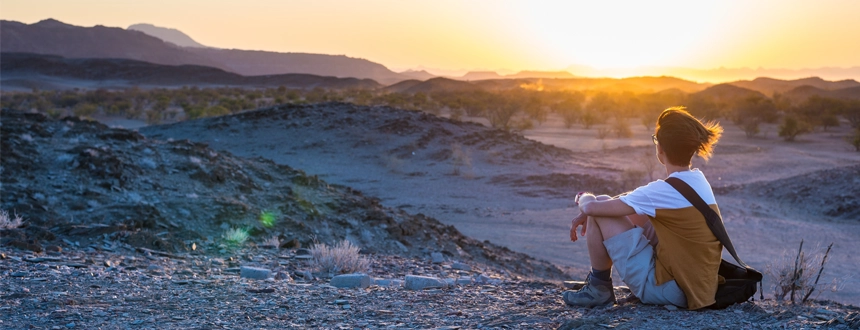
[139, 103, 860, 306]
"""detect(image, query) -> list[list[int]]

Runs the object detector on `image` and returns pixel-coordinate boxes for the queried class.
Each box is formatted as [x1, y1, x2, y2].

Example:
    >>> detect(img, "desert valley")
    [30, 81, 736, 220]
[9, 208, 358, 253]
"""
[2, 16, 860, 329]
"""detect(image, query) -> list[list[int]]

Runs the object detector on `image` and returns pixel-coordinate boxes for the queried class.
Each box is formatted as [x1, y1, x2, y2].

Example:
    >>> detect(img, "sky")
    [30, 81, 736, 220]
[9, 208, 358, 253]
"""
[2, 0, 860, 79]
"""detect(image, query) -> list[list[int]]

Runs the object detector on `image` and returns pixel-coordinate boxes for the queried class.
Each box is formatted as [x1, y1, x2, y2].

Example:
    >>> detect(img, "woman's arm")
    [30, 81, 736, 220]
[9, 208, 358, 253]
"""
[579, 193, 636, 217]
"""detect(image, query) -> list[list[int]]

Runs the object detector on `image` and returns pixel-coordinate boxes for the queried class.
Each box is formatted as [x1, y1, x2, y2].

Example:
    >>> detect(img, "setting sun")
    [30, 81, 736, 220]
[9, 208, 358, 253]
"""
[1, 0, 859, 81]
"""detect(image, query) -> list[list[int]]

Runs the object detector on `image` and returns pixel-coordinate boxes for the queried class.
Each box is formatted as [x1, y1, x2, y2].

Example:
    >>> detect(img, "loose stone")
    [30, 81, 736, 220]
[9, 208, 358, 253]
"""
[330, 273, 371, 288]
[240, 266, 272, 280]
[405, 275, 447, 290]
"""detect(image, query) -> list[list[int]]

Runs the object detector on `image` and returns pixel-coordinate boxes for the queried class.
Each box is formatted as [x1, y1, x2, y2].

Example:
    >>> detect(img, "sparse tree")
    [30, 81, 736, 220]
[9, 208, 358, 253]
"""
[778, 116, 811, 142]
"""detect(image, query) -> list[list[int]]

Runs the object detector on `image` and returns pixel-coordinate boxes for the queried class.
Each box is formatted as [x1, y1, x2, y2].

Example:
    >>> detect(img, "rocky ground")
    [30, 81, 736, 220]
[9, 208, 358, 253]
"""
[3, 109, 860, 329]
[3, 245, 859, 329]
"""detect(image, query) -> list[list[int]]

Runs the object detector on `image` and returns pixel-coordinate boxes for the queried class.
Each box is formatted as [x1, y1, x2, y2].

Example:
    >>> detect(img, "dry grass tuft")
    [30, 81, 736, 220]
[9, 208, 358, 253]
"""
[0, 209, 24, 230]
[767, 240, 834, 304]
[310, 240, 369, 275]
[261, 235, 280, 248]
[222, 228, 249, 245]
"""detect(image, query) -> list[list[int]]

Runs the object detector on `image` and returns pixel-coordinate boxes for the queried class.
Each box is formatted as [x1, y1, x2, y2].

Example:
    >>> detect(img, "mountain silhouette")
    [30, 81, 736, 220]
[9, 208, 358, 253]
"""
[127, 23, 208, 48]
[399, 70, 437, 81]
[0, 19, 409, 84]
[693, 83, 765, 102]
[727, 77, 860, 96]
[186, 48, 407, 84]
[0, 52, 381, 90]
[0, 19, 220, 68]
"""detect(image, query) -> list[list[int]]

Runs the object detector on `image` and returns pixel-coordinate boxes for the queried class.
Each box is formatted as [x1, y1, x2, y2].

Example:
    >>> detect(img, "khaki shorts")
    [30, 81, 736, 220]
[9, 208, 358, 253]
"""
[603, 226, 687, 308]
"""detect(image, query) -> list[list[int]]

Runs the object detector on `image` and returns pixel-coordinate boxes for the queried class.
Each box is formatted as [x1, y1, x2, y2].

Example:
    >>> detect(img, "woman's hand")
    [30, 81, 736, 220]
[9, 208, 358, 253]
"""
[570, 212, 588, 242]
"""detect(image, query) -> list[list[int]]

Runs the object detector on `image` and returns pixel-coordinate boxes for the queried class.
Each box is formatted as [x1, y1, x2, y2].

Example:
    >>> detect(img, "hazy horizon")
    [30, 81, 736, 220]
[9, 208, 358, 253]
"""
[3, 0, 860, 82]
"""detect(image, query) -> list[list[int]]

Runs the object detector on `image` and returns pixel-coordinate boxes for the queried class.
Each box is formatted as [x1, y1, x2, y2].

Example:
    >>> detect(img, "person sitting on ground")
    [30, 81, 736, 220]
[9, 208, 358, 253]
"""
[564, 107, 724, 310]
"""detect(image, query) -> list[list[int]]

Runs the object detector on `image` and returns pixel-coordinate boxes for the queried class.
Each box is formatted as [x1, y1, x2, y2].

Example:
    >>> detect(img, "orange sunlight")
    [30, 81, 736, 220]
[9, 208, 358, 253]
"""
[2, 0, 859, 79]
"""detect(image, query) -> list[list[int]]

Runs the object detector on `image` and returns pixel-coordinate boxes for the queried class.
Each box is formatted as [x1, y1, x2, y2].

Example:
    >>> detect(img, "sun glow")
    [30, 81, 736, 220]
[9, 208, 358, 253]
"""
[2, 0, 859, 78]
[512, 1, 732, 70]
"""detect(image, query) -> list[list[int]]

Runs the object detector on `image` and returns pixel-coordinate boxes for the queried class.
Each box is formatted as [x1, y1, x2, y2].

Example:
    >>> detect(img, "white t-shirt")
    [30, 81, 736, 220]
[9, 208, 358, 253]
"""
[619, 169, 716, 217]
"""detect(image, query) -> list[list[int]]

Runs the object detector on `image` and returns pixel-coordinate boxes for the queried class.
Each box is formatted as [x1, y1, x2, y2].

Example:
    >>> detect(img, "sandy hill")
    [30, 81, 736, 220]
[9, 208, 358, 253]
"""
[0, 52, 382, 90]
[729, 77, 860, 96]
[506, 71, 577, 79]
[396, 77, 485, 94]
[692, 83, 765, 102]
[127, 23, 209, 48]
[382, 79, 424, 93]
[398, 69, 437, 81]
[782, 85, 860, 101]
[460, 71, 504, 81]
[0, 19, 408, 84]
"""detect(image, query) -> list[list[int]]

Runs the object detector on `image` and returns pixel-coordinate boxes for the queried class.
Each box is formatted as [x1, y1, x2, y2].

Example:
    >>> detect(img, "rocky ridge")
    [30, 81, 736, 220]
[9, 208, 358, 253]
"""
[0, 110, 564, 279]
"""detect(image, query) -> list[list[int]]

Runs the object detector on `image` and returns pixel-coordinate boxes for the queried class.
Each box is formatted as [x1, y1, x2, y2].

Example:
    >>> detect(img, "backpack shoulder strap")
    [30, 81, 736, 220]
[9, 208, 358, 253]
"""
[664, 177, 750, 269]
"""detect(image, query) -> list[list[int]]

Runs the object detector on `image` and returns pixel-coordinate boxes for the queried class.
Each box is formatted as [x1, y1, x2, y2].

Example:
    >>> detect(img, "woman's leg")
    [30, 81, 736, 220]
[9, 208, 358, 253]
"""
[587, 215, 635, 270]
[585, 195, 636, 270]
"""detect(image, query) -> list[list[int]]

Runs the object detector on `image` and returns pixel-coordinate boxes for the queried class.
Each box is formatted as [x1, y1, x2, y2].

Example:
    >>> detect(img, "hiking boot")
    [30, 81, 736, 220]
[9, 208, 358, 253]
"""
[562, 272, 616, 307]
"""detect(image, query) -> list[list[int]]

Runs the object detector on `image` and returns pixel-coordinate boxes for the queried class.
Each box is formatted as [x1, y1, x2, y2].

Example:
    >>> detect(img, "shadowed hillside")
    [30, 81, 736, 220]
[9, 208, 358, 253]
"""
[729, 77, 860, 95]
[127, 23, 209, 48]
[0, 19, 219, 68]
[0, 110, 566, 279]
[0, 53, 382, 90]
[0, 19, 409, 84]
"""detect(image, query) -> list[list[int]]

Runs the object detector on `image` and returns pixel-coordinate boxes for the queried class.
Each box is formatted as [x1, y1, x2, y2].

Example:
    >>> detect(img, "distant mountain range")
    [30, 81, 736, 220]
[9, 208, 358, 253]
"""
[566, 64, 860, 84]
[127, 23, 209, 48]
[1, 18, 858, 101]
[5, 51, 858, 102]
[457, 70, 576, 81]
[0, 19, 410, 84]
[0, 53, 381, 91]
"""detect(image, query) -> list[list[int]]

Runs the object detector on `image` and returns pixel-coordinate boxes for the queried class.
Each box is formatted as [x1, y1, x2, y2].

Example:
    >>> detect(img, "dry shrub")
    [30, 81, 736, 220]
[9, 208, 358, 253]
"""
[767, 240, 834, 304]
[222, 228, 249, 245]
[613, 118, 633, 138]
[597, 127, 611, 140]
[621, 168, 645, 191]
[0, 209, 24, 230]
[639, 151, 659, 182]
[451, 143, 473, 178]
[310, 240, 369, 275]
[261, 235, 280, 248]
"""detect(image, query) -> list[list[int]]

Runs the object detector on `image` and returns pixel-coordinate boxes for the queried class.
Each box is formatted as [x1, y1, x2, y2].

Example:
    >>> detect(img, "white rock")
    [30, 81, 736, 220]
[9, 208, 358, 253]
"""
[456, 276, 473, 285]
[330, 273, 370, 288]
[405, 275, 447, 290]
[452, 262, 472, 271]
[240, 266, 272, 280]
[431, 252, 445, 264]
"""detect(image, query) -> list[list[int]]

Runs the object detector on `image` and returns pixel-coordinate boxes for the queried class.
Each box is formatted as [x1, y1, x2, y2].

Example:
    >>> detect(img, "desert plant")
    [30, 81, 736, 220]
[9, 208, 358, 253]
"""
[613, 117, 633, 138]
[261, 235, 280, 248]
[639, 151, 659, 182]
[847, 128, 860, 152]
[222, 227, 250, 245]
[72, 102, 98, 118]
[309, 240, 369, 275]
[450, 143, 473, 177]
[778, 116, 811, 142]
[0, 209, 24, 229]
[596, 127, 611, 140]
[621, 168, 646, 191]
[741, 120, 760, 138]
[767, 240, 833, 304]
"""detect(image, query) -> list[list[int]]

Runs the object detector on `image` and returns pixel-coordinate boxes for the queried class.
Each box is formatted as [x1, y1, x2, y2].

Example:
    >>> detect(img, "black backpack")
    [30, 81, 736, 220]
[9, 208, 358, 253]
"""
[665, 177, 763, 309]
